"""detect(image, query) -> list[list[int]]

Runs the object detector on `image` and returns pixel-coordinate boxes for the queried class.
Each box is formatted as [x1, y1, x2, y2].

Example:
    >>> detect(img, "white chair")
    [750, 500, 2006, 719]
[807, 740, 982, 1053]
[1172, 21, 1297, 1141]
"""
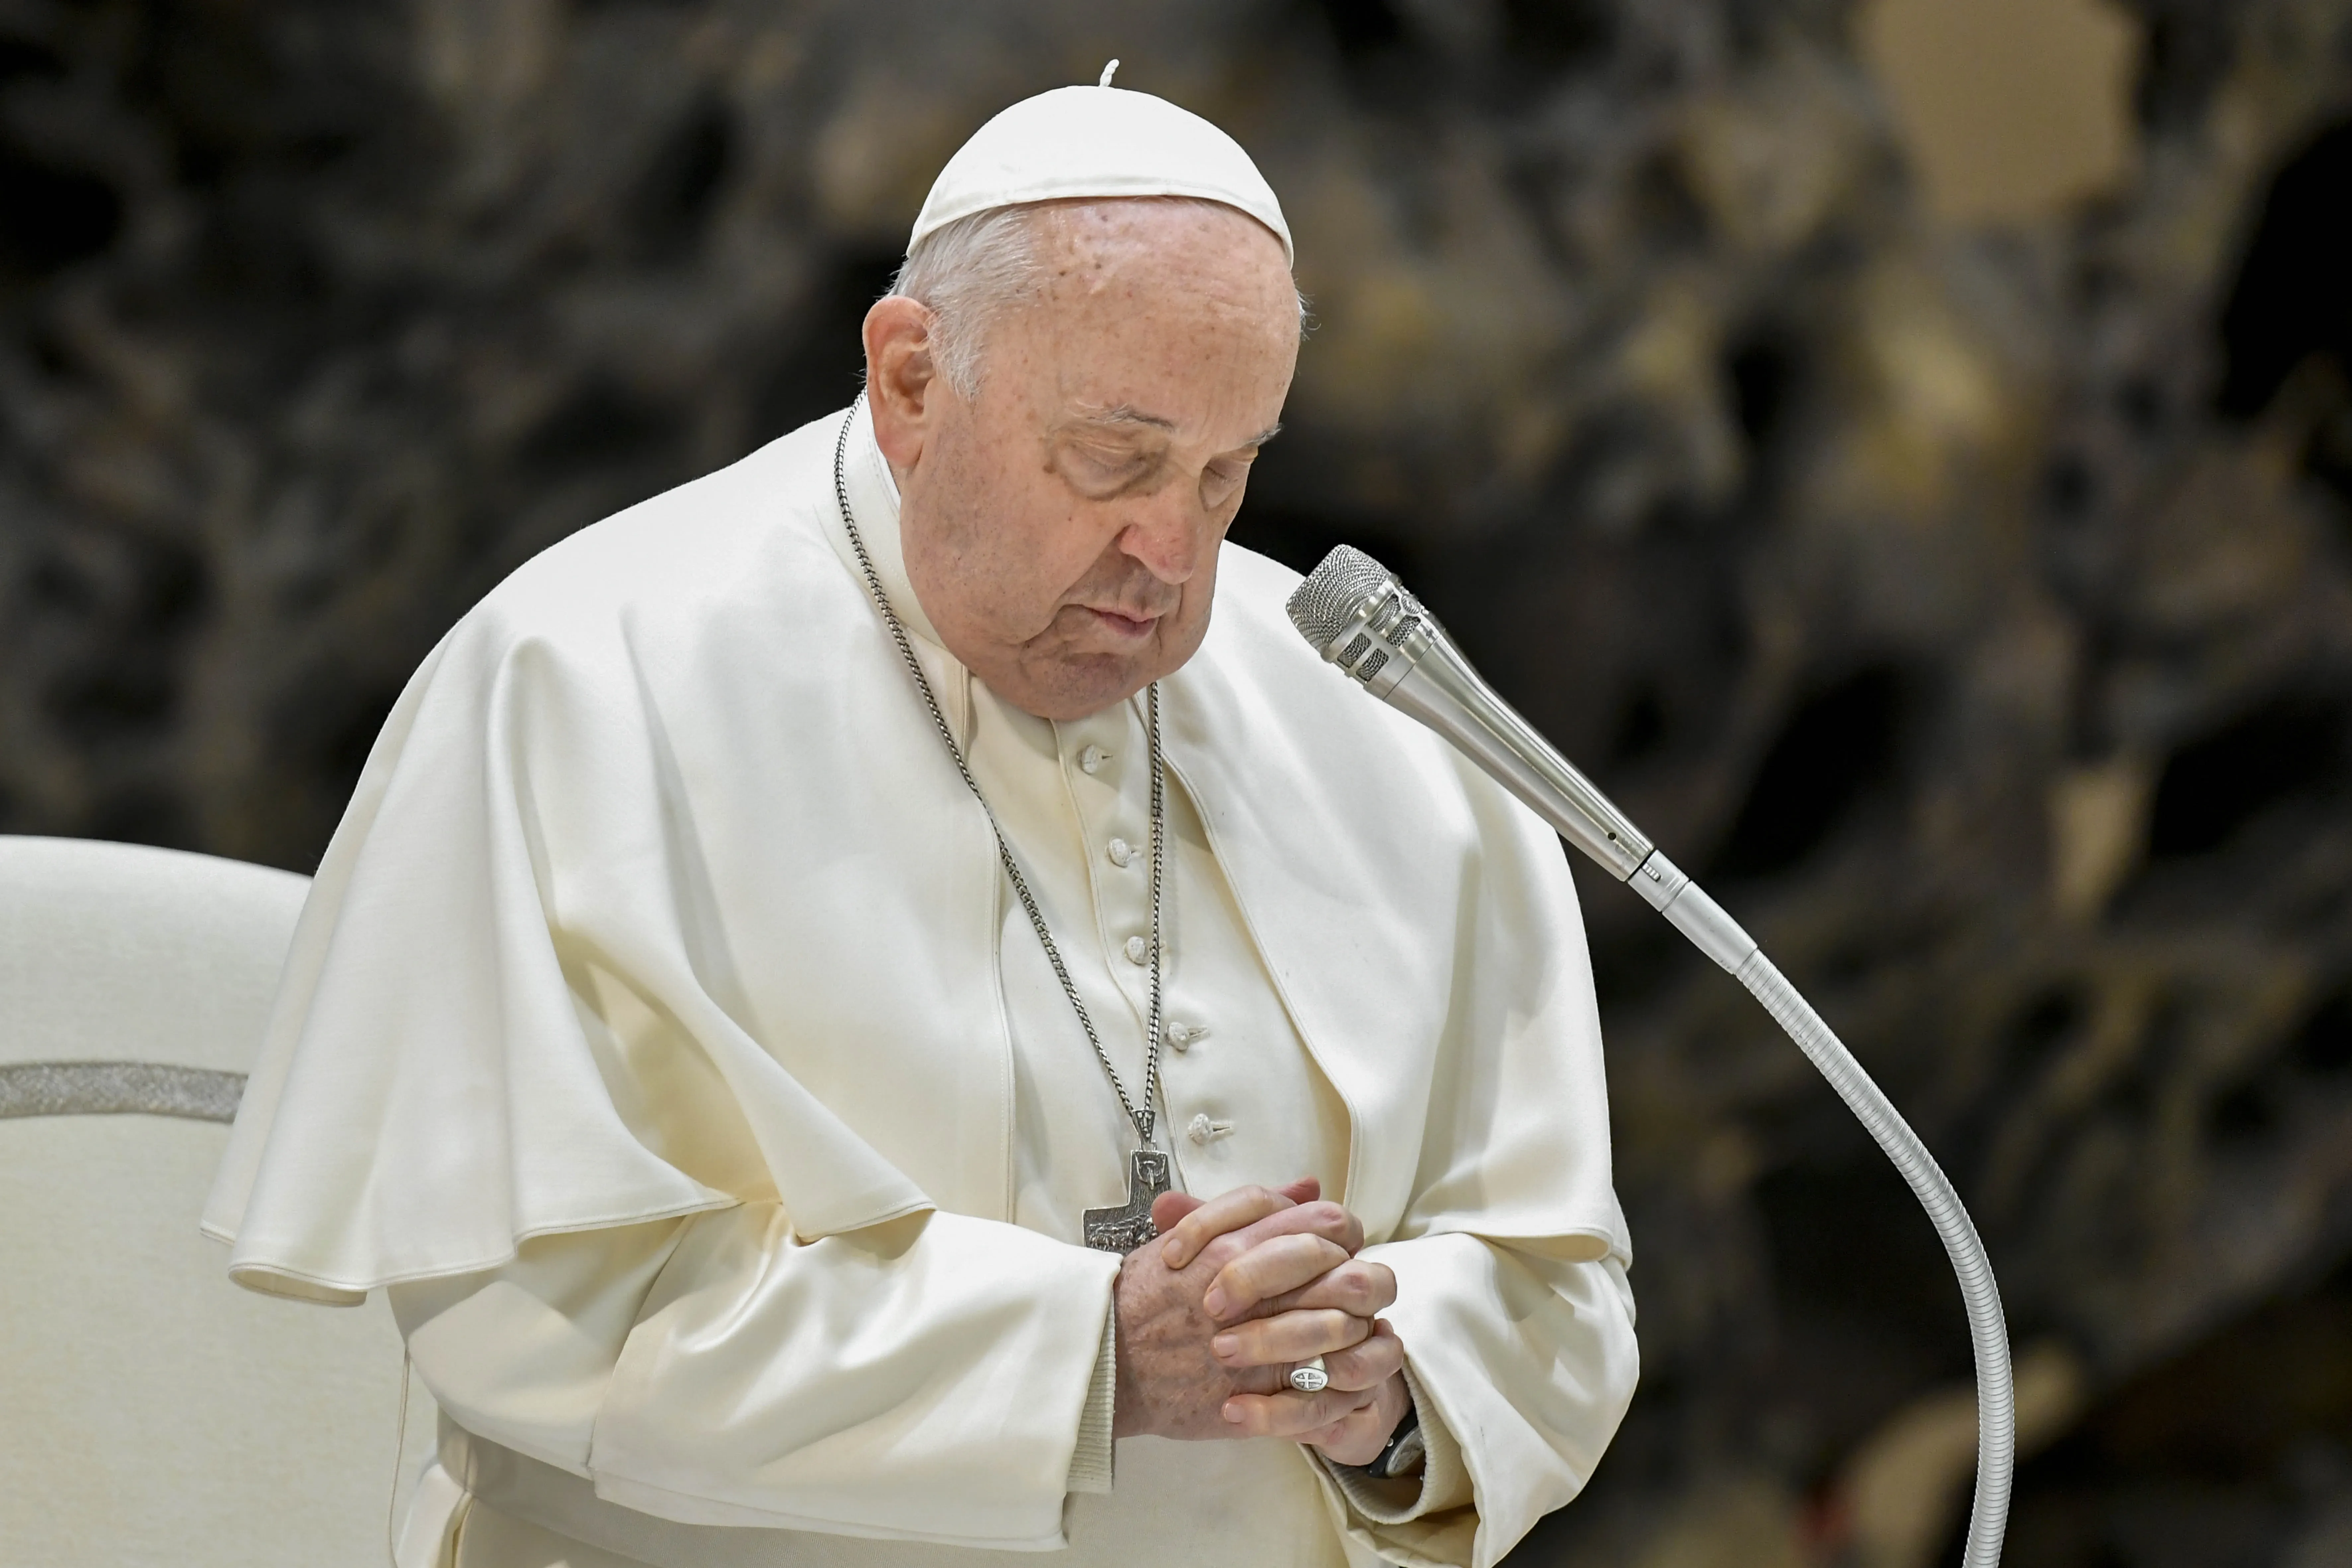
[1, 835, 421, 1567]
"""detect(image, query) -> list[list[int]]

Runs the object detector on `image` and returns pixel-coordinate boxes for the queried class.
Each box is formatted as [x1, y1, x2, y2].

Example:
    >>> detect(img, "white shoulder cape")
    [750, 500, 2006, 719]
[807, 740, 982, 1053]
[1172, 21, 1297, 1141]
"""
[203, 410, 1627, 1304]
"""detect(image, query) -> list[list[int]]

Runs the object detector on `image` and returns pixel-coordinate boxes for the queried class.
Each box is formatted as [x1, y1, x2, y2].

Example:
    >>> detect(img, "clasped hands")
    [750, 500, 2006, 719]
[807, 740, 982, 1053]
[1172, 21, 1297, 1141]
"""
[1111, 1177, 1410, 1467]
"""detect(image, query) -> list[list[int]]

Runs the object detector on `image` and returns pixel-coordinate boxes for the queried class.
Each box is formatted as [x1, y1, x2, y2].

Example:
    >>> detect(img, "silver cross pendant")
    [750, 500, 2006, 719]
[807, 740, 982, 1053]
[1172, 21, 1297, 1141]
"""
[1083, 1148, 1173, 1253]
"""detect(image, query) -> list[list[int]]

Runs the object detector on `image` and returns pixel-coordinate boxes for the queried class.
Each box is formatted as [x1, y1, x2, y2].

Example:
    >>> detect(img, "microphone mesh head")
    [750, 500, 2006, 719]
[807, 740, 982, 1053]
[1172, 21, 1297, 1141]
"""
[1285, 545, 1396, 650]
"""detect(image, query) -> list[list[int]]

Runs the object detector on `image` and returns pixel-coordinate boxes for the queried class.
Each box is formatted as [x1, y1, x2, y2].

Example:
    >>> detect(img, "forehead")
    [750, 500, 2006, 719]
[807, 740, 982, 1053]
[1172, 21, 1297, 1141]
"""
[1029, 200, 1292, 319]
[1031, 196, 1288, 263]
[1011, 201, 1297, 438]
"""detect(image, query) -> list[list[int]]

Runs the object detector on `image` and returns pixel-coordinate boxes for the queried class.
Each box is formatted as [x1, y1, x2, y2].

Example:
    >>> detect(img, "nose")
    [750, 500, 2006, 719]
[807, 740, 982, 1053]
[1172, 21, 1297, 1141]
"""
[1116, 487, 1210, 587]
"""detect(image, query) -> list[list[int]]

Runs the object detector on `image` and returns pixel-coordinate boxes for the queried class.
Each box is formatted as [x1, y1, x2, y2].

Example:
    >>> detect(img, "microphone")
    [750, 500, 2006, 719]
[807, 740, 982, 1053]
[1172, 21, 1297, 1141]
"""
[1282, 544, 1755, 973]
[1284, 543, 2016, 1568]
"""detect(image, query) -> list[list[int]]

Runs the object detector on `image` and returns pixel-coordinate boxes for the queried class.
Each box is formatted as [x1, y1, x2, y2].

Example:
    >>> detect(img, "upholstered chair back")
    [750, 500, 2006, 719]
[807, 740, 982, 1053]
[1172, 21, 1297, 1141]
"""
[0, 836, 417, 1567]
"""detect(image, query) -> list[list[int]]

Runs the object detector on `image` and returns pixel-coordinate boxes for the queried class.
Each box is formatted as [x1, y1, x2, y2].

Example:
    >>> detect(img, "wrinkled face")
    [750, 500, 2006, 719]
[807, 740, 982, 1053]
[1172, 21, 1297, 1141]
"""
[865, 200, 1299, 719]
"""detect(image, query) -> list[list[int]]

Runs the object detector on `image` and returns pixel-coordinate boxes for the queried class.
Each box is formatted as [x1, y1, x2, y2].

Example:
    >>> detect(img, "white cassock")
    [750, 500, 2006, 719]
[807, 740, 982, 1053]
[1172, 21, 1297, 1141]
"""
[202, 403, 1639, 1568]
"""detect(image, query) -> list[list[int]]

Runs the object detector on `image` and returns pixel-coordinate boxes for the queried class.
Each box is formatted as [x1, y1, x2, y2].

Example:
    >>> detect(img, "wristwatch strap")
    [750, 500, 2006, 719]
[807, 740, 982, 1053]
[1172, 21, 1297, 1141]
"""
[1363, 1401, 1424, 1480]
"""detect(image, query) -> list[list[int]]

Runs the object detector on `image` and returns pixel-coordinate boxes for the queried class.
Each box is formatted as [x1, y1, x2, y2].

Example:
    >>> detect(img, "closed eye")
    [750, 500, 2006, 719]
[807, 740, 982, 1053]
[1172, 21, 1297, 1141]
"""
[1058, 439, 1165, 497]
[1200, 456, 1255, 511]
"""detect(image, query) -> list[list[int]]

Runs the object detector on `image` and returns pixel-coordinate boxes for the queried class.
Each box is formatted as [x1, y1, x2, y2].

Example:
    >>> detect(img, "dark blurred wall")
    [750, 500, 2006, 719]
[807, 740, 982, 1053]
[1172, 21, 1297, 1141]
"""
[3, 2, 2350, 1564]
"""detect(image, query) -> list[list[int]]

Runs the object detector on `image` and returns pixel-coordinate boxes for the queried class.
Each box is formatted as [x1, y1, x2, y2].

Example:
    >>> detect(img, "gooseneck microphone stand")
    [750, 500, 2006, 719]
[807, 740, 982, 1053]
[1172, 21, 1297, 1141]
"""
[1287, 545, 2012, 1568]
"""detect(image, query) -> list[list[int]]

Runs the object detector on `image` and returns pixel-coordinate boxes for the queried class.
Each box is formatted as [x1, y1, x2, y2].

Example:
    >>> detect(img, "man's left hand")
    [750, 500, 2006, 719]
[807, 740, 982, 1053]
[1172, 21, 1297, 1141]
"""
[1152, 1182, 1414, 1467]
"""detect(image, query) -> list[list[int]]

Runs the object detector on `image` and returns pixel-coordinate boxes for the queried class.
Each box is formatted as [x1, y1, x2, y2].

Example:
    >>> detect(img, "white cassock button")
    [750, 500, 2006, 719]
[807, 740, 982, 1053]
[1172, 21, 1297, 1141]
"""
[1107, 837, 1135, 867]
[1167, 1023, 1208, 1052]
[1186, 1113, 1236, 1145]
[1079, 745, 1110, 774]
[1124, 935, 1149, 964]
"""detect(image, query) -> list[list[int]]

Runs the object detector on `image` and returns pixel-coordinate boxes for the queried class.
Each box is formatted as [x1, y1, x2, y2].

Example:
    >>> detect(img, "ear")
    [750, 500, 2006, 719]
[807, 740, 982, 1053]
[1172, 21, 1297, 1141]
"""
[863, 295, 945, 471]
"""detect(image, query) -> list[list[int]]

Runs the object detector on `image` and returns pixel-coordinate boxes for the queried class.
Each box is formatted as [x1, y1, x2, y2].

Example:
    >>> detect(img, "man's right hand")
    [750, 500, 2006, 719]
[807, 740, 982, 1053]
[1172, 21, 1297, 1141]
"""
[1110, 1182, 1376, 1440]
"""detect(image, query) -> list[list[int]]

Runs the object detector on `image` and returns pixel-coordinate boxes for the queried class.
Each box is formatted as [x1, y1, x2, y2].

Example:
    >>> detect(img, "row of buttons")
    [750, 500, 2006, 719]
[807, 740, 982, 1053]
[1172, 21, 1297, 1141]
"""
[1069, 732, 1226, 1135]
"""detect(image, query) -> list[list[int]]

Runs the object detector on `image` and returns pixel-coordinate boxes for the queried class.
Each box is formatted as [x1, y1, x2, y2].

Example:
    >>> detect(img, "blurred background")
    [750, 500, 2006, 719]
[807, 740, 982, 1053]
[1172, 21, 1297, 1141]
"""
[1, 1, 2348, 1564]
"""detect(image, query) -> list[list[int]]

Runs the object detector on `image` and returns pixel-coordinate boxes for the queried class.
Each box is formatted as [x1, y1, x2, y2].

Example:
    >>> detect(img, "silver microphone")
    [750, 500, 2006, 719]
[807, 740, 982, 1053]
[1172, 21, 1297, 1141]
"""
[1283, 544, 1756, 973]
[1284, 542, 2017, 1568]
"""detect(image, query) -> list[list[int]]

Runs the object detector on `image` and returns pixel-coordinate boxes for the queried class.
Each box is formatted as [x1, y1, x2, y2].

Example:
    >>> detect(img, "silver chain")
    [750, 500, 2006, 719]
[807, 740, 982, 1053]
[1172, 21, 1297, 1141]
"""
[831, 400, 1166, 1150]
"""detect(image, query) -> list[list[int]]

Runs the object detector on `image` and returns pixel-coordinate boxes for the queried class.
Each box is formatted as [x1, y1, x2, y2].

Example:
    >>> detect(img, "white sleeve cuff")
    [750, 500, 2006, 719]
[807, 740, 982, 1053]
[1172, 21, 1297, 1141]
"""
[1066, 1298, 1117, 1495]
[1314, 1365, 1474, 1526]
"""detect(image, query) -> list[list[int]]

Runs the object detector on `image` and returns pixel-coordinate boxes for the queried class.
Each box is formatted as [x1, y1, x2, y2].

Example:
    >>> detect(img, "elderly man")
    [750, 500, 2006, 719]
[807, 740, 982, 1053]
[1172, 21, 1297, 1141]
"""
[205, 78, 1636, 1568]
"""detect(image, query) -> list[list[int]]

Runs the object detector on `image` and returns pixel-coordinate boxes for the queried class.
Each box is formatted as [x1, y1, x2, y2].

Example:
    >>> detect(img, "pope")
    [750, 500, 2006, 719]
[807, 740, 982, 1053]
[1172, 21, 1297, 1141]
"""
[204, 72, 1638, 1568]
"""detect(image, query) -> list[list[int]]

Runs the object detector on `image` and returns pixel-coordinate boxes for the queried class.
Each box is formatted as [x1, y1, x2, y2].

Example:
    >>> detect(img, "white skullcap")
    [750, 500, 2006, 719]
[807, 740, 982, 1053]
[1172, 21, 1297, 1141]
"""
[909, 71, 1293, 263]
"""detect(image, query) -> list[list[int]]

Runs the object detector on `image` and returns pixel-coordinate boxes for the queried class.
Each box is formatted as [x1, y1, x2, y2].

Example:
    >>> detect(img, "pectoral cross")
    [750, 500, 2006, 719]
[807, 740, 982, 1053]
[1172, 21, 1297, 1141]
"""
[1083, 1148, 1173, 1253]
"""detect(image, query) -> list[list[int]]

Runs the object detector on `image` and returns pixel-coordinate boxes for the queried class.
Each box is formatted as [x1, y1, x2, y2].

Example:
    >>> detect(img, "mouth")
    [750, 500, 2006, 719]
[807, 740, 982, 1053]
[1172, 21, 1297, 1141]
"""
[1085, 606, 1162, 640]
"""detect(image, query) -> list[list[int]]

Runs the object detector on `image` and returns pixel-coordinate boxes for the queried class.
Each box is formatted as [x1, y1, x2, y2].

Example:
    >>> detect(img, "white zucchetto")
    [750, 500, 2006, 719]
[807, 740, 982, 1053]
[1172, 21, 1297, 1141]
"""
[908, 72, 1293, 262]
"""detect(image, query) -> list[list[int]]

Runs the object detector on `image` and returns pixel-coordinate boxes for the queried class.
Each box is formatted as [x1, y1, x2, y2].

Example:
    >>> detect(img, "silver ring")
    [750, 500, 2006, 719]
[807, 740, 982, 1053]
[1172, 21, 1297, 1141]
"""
[1289, 1356, 1328, 1393]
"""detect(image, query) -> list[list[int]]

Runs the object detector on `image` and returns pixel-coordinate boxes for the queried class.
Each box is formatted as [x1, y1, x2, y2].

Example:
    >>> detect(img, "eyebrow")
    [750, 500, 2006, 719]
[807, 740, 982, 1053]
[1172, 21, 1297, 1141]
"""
[1067, 404, 1286, 448]
[1072, 403, 1176, 433]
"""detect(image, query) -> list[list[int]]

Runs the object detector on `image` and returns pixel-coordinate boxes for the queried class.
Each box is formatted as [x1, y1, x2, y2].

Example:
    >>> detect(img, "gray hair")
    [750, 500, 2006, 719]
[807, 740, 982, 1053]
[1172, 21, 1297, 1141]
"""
[886, 198, 1306, 400]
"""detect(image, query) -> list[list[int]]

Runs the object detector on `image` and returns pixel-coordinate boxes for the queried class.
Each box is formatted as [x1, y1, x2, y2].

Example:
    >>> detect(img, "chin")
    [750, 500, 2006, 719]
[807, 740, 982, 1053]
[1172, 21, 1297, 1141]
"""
[1009, 622, 1204, 719]
[1017, 652, 1156, 721]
